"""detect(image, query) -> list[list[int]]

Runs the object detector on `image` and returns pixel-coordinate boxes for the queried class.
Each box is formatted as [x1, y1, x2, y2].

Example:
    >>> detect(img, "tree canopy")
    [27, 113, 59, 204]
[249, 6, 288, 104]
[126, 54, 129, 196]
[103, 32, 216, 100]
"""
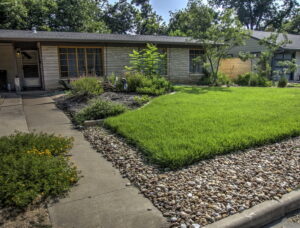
[208, 0, 299, 31]
[168, 0, 216, 36]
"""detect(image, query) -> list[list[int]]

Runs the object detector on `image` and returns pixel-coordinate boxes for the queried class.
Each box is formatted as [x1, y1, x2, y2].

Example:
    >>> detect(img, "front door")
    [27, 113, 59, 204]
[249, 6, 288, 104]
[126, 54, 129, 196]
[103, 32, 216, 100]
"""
[22, 50, 41, 88]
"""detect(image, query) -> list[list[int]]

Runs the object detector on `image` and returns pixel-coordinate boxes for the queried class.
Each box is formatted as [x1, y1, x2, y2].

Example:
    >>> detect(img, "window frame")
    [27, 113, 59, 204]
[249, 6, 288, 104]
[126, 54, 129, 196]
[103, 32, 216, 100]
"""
[58, 46, 104, 79]
[189, 49, 204, 74]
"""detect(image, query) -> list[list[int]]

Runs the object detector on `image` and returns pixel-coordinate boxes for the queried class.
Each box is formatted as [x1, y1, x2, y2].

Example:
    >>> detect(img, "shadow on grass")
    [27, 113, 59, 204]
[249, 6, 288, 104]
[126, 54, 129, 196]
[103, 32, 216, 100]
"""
[176, 86, 233, 95]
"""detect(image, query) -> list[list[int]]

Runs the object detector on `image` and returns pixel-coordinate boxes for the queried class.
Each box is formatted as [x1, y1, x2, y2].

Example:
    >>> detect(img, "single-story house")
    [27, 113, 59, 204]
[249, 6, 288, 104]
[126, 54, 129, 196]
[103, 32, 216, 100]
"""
[229, 30, 300, 81]
[0, 29, 205, 91]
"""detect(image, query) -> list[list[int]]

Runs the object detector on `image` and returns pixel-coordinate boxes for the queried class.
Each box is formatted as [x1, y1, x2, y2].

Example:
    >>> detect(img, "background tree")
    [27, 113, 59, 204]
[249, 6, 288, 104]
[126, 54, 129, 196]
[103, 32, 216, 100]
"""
[0, 0, 57, 30]
[54, 0, 109, 32]
[132, 0, 166, 35]
[208, 0, 299, 31]
[283, 9, 300, 34]
[192, 9, 250, 85]
[102, 0, 136, 34]
[0, 0, 110, 33]
[168, 0, 216, 36]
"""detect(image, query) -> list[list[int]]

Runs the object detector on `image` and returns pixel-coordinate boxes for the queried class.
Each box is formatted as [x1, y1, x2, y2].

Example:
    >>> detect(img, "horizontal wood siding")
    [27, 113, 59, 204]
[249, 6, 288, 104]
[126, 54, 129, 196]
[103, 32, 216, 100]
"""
[219, 58, 252, 79]
[41, 46, 60, 89]
[106, 47, 136, 76]
[229, 37, 267, 57]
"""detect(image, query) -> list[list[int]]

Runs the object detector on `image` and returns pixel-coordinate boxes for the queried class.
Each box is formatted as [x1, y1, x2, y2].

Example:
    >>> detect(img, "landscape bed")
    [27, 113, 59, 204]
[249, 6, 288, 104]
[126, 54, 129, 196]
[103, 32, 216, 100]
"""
[105, 86, 300, 168]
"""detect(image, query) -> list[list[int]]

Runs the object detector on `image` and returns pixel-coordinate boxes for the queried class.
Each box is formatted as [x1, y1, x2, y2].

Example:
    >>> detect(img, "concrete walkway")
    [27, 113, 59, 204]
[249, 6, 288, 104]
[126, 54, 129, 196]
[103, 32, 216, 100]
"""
[1, 93, 166, 228]
[0, 93, 28, 136]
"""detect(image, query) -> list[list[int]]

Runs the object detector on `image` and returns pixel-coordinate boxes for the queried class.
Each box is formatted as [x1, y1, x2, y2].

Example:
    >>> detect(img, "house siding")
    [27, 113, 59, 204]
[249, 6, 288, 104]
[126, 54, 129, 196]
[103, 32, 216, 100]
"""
[39, 45, 203, 89]
[169, 48, 202, 83]
[0, 44, 17, 90]
[41, 46, 60, 89]
[229, 37, 267, 57]
[105, 46, 136, 76]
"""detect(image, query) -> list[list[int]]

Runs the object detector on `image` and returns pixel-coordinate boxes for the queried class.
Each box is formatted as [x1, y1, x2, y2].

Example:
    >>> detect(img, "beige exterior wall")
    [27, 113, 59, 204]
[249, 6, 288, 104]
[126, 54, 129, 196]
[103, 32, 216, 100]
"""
[40, 46, 60, 89]
[0, 44, 17, 89]
[169, 48, 203, 83]
[39, 45, 202, 90]
[105, 46, 136, 76]
[219, 58, 252, 79]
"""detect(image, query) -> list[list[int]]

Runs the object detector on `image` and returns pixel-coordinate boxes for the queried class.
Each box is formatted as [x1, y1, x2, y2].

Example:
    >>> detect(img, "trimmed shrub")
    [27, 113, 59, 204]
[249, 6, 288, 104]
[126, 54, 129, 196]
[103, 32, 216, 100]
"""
[74, 99, 127, 124]
[70, 77, 103, 96]
[278, 76, 288, 88]
[234, 72, 271, 87]
[0, 133, 78, 208]
[115, 72, 173, 95]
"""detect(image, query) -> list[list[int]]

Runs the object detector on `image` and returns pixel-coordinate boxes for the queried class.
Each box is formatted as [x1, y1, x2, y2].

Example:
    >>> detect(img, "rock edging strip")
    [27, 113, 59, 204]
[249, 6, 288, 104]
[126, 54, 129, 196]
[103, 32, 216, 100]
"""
[205, 189, 300, 228]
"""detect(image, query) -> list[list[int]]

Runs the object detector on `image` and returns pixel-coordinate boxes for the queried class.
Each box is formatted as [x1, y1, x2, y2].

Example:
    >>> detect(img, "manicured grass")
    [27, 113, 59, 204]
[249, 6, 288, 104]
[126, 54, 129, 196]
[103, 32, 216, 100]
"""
[105, 87, 300, 168]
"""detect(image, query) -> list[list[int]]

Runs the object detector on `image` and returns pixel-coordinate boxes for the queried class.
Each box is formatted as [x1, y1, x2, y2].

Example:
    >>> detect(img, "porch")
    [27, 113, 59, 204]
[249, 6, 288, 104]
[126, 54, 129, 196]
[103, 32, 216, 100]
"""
[0, 42, 43, 91]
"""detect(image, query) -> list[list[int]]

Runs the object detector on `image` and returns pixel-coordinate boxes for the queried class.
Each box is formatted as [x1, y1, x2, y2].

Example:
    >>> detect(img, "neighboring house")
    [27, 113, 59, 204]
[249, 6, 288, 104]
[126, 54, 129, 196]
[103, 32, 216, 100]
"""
[0, 29, 205, 91]
[229, 31, 300, 81]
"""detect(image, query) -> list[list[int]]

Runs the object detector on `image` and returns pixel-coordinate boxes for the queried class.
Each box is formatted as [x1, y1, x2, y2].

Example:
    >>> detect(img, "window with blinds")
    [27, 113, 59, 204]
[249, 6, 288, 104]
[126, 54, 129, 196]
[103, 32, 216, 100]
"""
[59, 47, 103, 78]
[189, 49, 204, 74]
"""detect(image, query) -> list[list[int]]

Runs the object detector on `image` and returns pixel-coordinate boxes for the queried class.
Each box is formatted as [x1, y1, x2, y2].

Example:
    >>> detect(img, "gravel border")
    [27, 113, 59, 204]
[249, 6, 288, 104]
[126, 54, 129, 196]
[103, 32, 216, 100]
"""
[83, 127, 300, 228]
[205, 189, 300, 228]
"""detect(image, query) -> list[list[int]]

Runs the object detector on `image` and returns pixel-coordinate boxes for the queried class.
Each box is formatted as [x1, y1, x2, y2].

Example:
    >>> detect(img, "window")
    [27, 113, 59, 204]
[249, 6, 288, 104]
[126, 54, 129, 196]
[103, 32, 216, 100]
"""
[190, 49, 204, 74]
[273, 52, 295, 81]
[59, 47, 103, 78]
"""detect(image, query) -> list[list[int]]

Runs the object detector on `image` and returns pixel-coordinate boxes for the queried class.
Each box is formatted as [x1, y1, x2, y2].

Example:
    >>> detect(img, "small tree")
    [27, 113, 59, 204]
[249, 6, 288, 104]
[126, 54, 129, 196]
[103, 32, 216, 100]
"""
[125, 43, 166, 77]
[191, 9, 250, 85]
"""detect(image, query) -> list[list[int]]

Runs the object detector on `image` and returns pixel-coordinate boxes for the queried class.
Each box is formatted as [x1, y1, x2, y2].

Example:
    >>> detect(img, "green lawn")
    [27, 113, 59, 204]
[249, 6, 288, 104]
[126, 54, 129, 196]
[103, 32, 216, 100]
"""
[105, 87, 300, 168]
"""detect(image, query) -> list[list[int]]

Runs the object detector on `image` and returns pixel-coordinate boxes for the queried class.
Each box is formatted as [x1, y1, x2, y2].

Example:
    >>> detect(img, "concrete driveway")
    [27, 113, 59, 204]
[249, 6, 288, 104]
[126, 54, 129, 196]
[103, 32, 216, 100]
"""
[0, 92, 167, 228]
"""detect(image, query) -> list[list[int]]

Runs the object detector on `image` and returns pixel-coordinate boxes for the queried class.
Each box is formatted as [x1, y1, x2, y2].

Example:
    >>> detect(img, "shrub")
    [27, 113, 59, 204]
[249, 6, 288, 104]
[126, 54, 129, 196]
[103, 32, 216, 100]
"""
[278, 76, 288, 88]
[117, 72, 173, 95]
[136, 75, 173, 96]
[0, 133, 78, 208]
[0, 132, 73, 156]
[126, 72, 148, 92]
[133, 95, 151, 106]
[234, 72, 271, 87]
[70, 77, 103, 96]
[74, 99, 127, 124]
[198, 75, 213, 85]
[216, 72, 232, 86]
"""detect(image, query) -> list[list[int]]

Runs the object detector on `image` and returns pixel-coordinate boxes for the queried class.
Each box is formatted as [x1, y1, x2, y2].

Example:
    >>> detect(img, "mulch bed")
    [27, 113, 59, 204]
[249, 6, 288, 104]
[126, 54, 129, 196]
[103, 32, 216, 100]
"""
[54, 92, 148, 119]
[83, 127, 300, 228]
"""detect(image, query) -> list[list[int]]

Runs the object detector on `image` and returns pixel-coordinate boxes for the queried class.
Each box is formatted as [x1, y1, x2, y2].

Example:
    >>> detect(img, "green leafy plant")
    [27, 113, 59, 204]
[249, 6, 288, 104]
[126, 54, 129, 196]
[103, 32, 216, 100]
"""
[0, 132, 73, 156]
[70, 77, 103, 96]
[234, 72, 271, 87]
[125, 44, 166, 77]
[278, 76, 288, 87]
[136, 76, 173, 95]
[0, 132, 78, 208]
[74, 99, 127, 124]
[133, 95, 151, 106]
[216, 72, 232, 86]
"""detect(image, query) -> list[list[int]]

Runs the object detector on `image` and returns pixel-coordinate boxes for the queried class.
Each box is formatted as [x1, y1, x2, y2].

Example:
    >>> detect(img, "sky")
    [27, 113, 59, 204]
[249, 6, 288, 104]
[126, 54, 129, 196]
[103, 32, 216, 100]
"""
[108, 0, 190, 22]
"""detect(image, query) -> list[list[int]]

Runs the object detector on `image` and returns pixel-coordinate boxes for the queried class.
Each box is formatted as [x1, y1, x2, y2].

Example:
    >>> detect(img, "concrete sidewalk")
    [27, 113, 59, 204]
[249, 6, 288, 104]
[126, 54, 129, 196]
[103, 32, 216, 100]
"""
[0, 93, 28, 136]
[21, 94, 166, 228]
